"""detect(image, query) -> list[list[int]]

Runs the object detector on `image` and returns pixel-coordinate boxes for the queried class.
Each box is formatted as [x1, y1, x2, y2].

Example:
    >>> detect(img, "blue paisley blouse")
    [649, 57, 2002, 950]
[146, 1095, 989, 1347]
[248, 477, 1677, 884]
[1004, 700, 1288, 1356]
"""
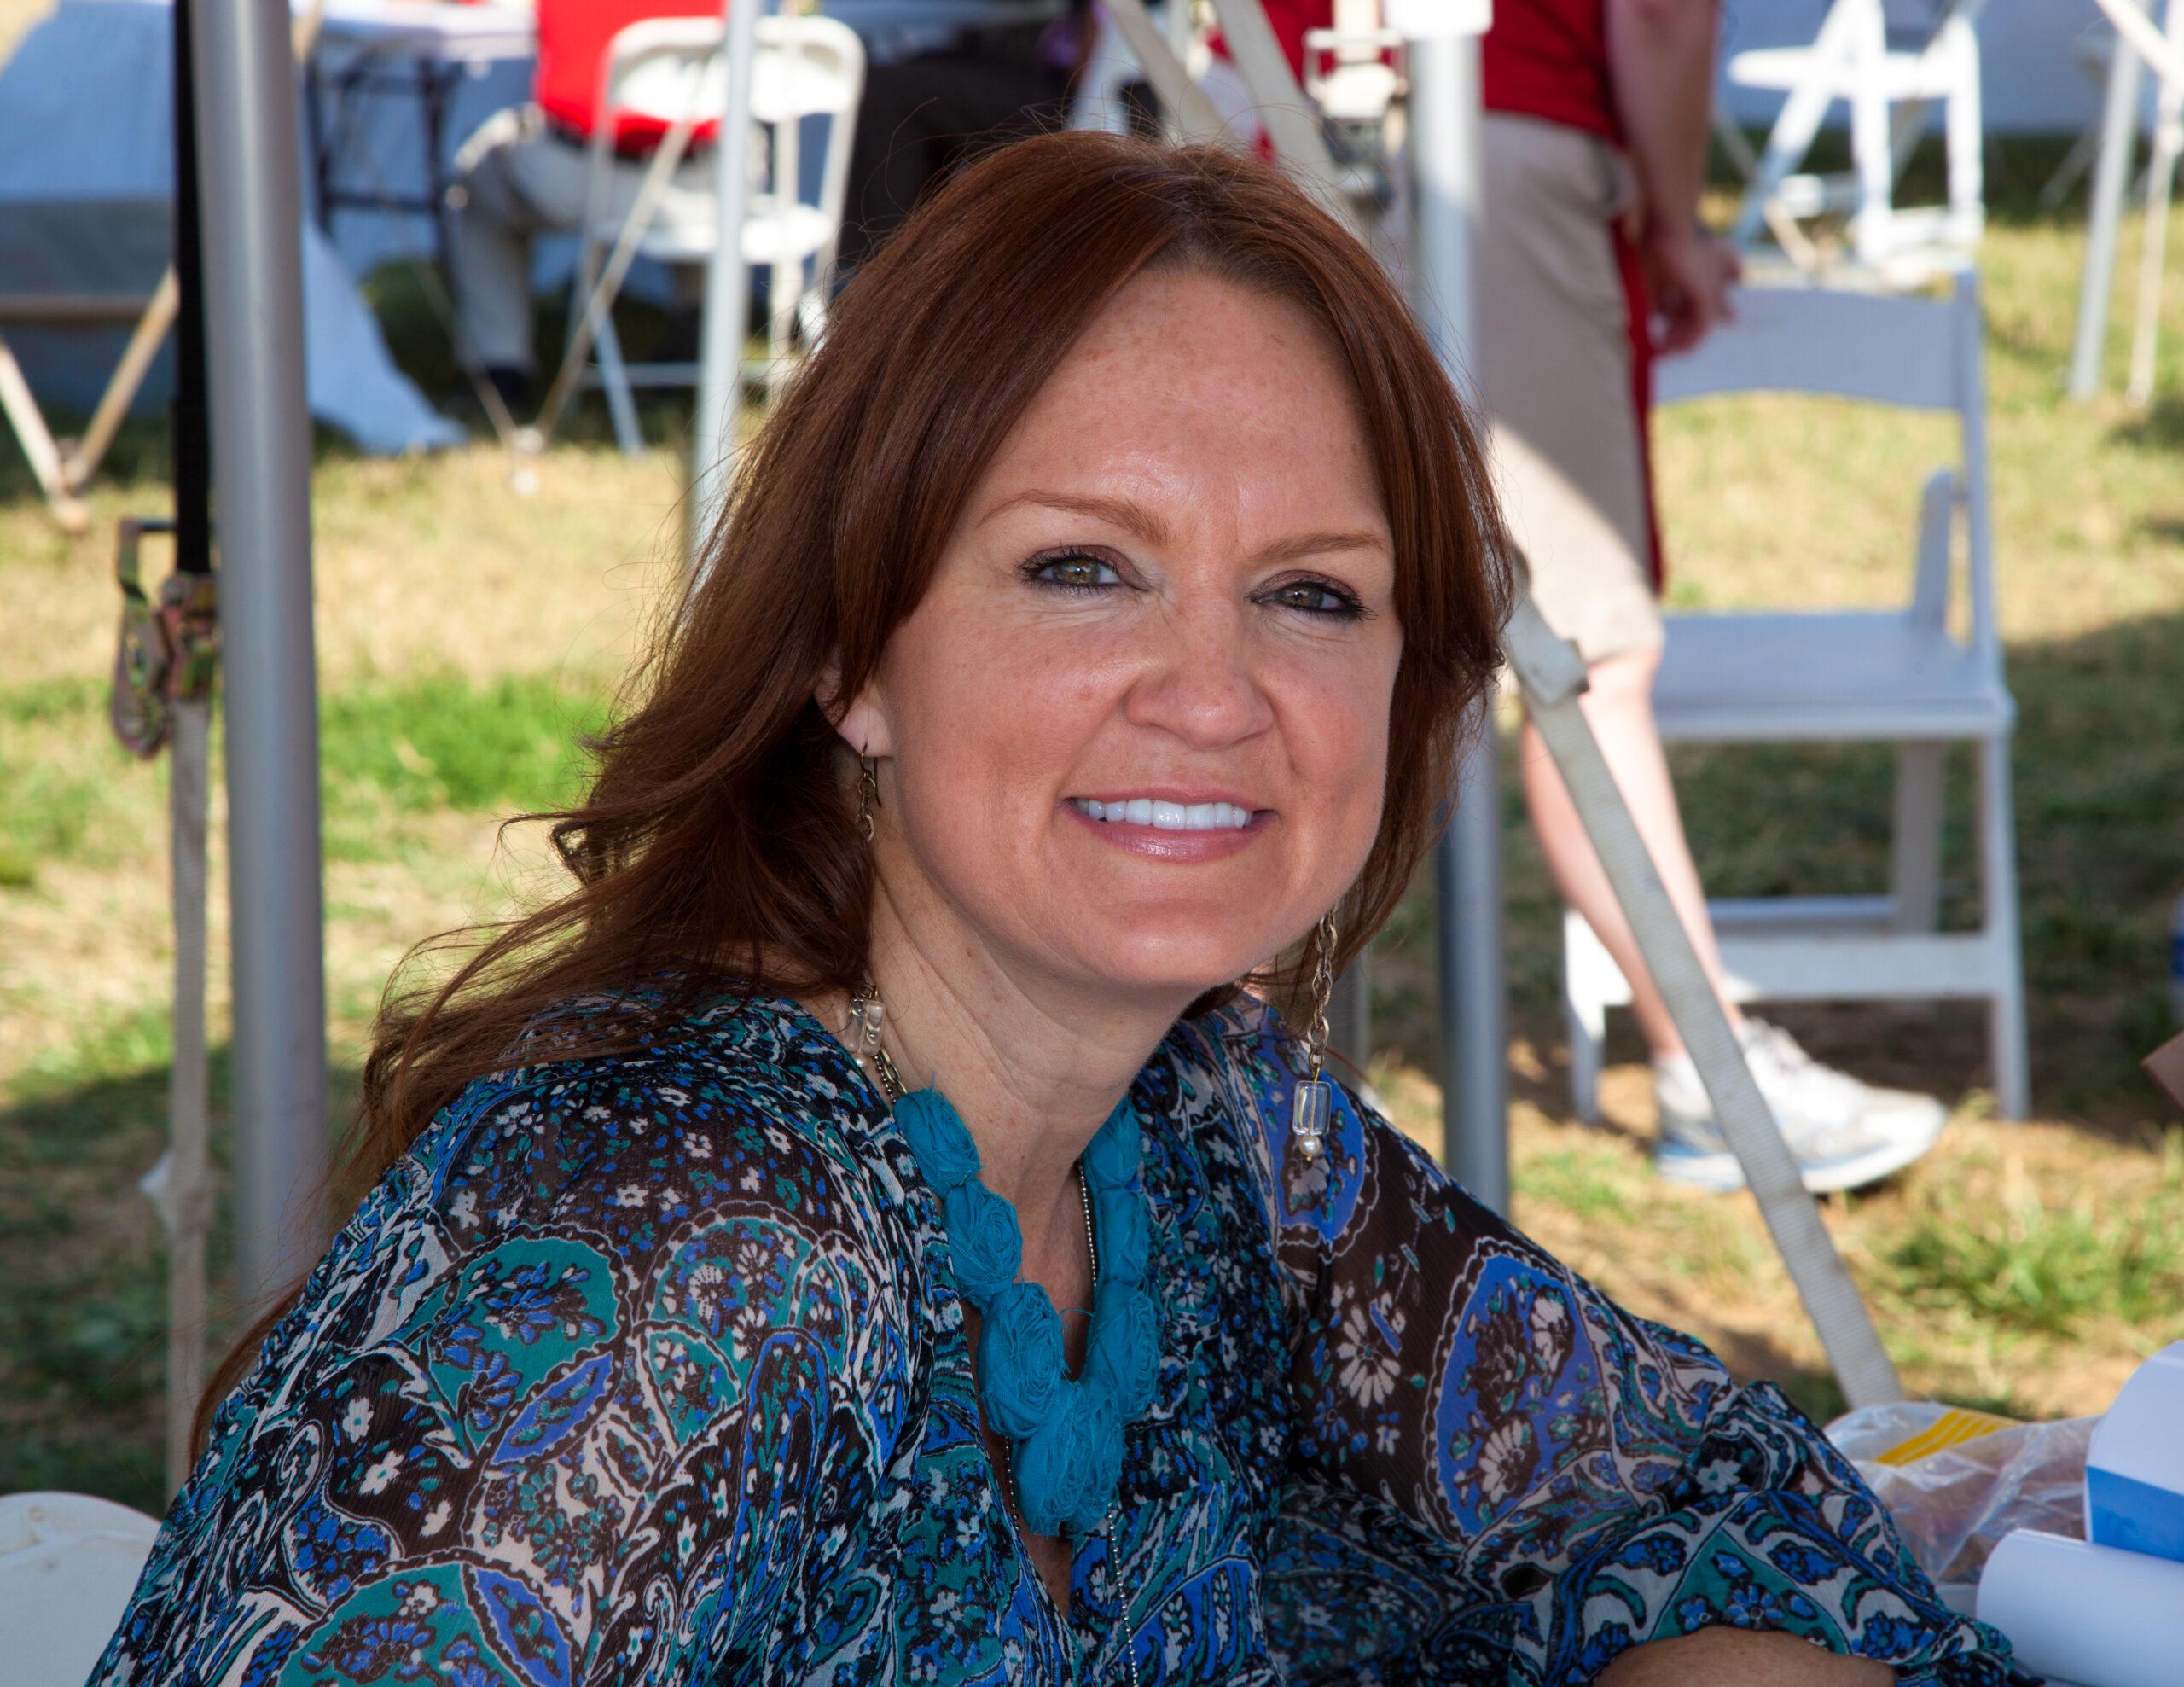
[96, 990, 2027, 1685]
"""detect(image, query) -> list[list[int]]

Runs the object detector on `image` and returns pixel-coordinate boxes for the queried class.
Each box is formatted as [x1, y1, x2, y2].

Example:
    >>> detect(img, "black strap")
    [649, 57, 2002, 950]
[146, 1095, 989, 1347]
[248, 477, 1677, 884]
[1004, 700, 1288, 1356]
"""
[172, 0, 212, 576]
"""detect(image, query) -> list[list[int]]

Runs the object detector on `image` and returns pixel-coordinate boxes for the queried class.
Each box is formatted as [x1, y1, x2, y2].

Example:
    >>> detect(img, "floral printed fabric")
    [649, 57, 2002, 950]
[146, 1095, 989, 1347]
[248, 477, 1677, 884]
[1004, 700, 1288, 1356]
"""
[93, 990, 2028, 1685]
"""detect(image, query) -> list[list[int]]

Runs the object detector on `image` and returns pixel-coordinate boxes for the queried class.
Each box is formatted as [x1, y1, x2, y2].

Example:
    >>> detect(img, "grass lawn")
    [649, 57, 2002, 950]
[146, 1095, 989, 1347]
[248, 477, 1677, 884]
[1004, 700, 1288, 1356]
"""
[4, 163, 2184, 1513]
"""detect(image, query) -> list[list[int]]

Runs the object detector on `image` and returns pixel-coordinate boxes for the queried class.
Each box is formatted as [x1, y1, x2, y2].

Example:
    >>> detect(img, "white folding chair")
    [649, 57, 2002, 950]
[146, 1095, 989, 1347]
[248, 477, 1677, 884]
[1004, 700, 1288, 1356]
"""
[1561, 273, 2029, 1123]
[535, 13, 863, 454]
[1728, 0, 1988, 283]
[0, 1492, 160, 1685]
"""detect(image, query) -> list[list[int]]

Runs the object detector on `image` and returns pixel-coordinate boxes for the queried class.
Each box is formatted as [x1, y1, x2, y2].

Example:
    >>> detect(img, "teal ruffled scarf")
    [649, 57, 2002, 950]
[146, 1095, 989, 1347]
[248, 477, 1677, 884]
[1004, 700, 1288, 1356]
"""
[892, 1088, 1159, 1535]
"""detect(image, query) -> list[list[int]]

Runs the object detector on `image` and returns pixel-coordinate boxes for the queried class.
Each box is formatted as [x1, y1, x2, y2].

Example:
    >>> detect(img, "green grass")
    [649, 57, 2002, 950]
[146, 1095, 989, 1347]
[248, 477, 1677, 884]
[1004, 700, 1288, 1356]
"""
[0, 669, 611, 887]
[317, 669, 611, 864]
[1884, 1130, 2184, 1338]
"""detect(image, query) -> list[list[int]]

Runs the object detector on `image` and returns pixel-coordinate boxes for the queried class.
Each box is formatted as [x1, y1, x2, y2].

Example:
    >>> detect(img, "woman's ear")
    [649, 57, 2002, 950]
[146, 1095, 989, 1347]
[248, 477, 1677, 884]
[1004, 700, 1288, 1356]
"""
[816, 652, 893, 759]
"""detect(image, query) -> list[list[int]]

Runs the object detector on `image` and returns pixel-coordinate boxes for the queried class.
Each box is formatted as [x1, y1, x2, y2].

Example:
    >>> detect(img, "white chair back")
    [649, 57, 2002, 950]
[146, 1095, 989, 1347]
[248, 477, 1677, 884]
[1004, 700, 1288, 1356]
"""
[752, 15, 864, 124]
[0, 1492, 160, 1686]
[599, 16, 728, 132]
[1654, 272, 1997, 666]
[1655, 278, 1966, 412]
[750, 15, 866, 291]
[540, 12, 867, 452]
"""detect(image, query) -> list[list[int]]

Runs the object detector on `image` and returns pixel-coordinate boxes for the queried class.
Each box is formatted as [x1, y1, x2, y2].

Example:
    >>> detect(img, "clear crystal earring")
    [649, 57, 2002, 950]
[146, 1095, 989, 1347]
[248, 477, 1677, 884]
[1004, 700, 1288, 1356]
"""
[846, 976, 905, 1103]
[1291, 910, 1339, 1162]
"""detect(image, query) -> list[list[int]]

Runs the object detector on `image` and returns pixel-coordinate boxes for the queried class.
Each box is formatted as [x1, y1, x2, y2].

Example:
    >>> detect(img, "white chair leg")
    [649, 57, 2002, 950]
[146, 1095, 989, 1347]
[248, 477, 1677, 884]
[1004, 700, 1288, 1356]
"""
[0, 332, 90, 530]
[1847, 2, 1896, 265]
[764, 259, 795, 400]
[1562, 908, 1611, 1126]
[1890, 742, 1947, 934]
[1977, 734, 2030, 1120]
[1942, 18, 1984, 251]
[1733, 0, 1862, 247]
[594, 313, 643, 456]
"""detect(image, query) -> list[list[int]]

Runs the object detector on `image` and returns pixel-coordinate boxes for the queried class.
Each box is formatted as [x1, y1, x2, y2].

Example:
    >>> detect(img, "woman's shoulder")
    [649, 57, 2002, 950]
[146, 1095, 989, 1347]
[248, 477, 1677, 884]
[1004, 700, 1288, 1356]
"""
[132, 995, 920, 1687]
[229, 987, 921, 1454]
[338, 987, 913, 1354]
[402, 988, 914, 1298]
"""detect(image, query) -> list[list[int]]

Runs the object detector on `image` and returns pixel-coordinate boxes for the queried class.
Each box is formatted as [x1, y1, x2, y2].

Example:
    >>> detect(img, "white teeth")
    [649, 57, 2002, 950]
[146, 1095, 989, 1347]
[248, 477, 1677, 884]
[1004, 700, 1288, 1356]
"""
[1073, 798, 1255, 831]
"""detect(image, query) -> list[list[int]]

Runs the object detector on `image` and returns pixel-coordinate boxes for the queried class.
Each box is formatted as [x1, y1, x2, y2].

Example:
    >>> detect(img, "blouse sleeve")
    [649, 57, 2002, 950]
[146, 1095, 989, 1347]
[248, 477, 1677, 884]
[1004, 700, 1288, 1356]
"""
[1215, 1008, 2031, 1687]
[90, 1056, 915, 1686]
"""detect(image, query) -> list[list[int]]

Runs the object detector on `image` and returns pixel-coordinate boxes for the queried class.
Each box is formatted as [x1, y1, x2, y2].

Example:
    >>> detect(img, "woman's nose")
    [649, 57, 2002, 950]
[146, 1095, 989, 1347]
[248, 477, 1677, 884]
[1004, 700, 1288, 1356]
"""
[1121, 604, 1275, 748]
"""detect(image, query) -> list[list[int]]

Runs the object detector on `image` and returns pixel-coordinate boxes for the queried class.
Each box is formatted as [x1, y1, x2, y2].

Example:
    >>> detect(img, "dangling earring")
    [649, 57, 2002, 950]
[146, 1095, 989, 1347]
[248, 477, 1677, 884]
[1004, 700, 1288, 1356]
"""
[857, 753, 880, 841]
[1292, 910, 1338, 1163]
[846, 975, 904, 1103]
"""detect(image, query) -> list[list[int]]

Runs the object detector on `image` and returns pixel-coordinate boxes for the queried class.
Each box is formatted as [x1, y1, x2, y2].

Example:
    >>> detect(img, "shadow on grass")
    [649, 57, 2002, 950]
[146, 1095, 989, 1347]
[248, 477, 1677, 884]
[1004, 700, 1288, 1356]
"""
[2108, 395, 2184, 455]
[0, 1043, 361, 1512]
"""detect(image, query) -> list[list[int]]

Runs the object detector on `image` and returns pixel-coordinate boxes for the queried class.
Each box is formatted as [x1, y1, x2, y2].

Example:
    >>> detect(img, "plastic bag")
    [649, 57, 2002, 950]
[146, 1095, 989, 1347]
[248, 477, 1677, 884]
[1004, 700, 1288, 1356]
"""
[1827, 1403, 2095, 1590]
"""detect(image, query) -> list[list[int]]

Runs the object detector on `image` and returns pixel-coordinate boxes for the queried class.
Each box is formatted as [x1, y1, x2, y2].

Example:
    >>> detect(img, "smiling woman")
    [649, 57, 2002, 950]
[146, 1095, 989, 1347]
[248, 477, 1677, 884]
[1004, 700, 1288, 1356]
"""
[91, 134, 2024, 1685]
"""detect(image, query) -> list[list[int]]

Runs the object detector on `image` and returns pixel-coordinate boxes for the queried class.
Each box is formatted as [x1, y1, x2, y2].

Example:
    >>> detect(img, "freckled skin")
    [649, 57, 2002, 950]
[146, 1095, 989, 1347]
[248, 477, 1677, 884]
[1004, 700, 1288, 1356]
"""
[839, 267, 1403, 1014]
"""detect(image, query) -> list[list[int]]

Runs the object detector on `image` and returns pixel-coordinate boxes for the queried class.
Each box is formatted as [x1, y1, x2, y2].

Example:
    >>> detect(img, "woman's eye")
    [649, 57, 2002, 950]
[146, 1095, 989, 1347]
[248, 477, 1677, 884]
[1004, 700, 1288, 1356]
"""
[1264, 579, 1364, 619]
[1028, 551, 1123, 592]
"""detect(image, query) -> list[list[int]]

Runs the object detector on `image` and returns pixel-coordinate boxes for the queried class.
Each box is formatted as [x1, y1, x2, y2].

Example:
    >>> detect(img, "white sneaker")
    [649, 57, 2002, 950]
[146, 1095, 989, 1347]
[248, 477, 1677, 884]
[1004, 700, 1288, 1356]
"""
[1653, 1019, 1947, 1195]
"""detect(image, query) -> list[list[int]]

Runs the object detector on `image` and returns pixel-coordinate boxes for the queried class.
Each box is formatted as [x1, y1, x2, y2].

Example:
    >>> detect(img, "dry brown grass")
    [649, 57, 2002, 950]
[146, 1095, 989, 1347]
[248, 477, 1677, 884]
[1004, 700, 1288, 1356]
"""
[3, 442, 677, 694]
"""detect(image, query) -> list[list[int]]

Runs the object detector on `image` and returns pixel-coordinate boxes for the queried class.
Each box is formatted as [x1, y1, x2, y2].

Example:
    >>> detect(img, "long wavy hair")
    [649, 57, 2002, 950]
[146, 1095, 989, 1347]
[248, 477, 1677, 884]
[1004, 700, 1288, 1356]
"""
[196, 131, 1512, 1446]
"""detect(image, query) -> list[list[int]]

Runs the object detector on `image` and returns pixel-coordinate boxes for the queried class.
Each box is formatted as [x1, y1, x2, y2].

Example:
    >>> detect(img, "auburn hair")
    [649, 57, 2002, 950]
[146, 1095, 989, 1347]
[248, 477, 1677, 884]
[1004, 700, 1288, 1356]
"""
[197, 131, 1511, 1446]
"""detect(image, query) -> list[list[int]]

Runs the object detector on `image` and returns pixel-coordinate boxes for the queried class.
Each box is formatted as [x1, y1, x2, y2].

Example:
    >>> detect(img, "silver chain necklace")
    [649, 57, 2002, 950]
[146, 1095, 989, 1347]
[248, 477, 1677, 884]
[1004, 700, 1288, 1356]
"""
[849, 986, 1144, 1686]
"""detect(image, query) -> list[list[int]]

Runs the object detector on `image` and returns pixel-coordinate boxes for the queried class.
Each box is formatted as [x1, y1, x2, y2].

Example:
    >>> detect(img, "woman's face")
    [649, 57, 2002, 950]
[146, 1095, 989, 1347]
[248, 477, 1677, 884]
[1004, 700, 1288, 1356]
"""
[839, 266, 1403, 1005]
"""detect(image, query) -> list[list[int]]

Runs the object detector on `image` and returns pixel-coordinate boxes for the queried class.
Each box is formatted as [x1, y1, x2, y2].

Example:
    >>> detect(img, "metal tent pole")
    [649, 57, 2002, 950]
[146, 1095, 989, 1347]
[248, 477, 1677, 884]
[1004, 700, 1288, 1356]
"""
[1402, 3, 1507, 1210]
[690, 0, 766, 578]
[187, 0, 328, 1302]
[2070, 4, 2146, 401]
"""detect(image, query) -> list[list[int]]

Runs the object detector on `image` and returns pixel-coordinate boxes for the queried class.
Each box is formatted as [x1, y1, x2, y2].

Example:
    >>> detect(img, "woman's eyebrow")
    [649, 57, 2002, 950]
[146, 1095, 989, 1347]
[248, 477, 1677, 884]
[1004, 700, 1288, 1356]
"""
[981, 491, 1388, 564]
[981, 490, 1170, 543]
[1256, 529, 1392, 566]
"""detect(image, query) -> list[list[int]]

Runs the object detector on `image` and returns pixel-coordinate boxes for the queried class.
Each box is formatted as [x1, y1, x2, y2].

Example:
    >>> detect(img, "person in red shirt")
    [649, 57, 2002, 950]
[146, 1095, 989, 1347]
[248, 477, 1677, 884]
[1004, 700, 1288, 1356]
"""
[446, 0, 728, 414]
[1478, 0, 1947, 1192]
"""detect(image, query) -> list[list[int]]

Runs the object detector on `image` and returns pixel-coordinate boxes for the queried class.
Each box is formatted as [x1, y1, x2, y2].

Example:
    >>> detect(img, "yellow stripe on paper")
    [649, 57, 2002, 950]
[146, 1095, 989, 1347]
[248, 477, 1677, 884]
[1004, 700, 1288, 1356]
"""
[1873, 1407, 2020, 1467]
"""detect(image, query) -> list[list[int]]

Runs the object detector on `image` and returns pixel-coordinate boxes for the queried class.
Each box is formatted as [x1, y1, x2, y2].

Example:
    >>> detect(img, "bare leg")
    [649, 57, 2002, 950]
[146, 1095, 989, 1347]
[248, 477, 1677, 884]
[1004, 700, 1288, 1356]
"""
[1519, 643, 1743, 1060]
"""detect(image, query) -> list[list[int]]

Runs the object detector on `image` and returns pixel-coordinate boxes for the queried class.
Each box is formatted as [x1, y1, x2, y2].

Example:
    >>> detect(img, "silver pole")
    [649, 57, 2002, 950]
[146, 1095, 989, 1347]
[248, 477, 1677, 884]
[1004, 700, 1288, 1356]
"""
[188, 0, 328, 1301]
[1438, 729, 1507, 1210]
[1406, 19, 1507, 1208]
[690, 0, 765, 573]
[2070, 7, 2146, 402]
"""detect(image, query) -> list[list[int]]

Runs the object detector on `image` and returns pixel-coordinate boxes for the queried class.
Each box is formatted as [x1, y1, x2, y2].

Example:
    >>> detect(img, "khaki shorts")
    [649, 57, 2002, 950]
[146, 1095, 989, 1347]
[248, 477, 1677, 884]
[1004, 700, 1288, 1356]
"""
[1475, 113, 1663, 663]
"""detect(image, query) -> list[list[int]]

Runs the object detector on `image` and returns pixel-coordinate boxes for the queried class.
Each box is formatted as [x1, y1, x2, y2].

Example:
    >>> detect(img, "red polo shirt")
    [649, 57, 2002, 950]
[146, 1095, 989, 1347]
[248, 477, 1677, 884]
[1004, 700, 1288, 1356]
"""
[534, 0, 729, 149]
[1481, 0, 1618, 141]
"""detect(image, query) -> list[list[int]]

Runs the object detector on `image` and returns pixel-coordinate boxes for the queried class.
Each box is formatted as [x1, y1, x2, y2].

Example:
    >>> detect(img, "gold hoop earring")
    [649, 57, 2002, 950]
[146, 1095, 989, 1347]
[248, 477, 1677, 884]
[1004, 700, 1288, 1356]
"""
[1292, 910, 1338, 1162]
[857, 754, 880, 842]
